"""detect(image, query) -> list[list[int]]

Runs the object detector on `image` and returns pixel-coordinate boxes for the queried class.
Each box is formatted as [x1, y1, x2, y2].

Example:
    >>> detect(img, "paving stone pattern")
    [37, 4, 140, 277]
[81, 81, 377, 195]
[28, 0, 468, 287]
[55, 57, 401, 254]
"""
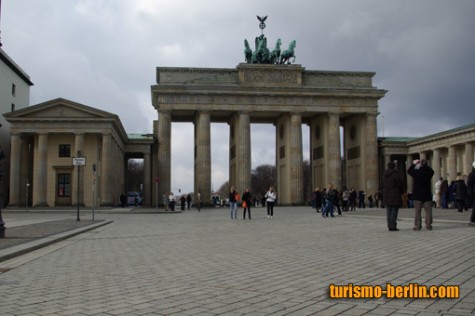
[0, 207, 474, 315]
[0, 219, 97, 250]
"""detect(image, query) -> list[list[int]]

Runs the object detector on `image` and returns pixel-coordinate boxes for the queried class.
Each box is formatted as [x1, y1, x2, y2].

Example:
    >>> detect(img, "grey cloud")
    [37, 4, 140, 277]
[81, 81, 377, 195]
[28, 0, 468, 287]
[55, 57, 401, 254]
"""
[2, 0, 474, 192]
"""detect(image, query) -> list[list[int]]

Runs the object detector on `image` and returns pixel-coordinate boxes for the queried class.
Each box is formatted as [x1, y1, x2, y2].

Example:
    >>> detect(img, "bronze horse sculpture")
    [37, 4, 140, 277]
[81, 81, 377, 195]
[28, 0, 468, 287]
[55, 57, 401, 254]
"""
[269, 39, 282, 64]
[279, 40, 296, 64]
[244, 39, 252, 63]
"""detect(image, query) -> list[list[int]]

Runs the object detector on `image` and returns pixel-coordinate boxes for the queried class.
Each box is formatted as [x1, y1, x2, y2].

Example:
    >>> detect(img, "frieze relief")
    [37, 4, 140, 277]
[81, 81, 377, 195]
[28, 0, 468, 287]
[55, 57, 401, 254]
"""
[241, 69, 299, 85]
[158, 94, 374, 109]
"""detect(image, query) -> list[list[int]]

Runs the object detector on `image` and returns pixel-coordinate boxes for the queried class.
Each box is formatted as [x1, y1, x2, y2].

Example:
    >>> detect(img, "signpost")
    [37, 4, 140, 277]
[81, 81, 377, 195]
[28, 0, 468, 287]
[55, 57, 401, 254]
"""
[92, 164, 96, 221]
[73, 155, 86, 221]
[155, 176, 159, 208]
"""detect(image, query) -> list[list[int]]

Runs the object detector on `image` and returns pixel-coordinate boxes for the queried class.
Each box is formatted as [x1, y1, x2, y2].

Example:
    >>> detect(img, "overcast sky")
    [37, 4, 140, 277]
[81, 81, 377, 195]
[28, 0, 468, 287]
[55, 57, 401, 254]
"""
[2, 0, 475, 194]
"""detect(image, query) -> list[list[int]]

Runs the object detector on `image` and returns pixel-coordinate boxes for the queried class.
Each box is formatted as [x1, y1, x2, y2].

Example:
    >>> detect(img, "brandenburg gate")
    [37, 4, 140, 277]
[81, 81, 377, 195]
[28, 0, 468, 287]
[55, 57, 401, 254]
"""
[151, 17, 386, 206]
[152, 64, 386, 205]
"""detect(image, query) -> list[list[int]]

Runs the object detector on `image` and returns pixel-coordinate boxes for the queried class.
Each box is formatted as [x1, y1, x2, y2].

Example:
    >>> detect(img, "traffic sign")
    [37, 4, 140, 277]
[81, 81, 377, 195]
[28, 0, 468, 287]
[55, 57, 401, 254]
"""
[73, 157, 86, 166]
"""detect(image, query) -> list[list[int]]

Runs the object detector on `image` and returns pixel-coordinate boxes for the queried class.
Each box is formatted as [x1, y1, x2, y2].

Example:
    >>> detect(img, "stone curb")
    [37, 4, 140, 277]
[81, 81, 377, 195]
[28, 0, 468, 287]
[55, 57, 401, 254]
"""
[0, 220, 113, 263]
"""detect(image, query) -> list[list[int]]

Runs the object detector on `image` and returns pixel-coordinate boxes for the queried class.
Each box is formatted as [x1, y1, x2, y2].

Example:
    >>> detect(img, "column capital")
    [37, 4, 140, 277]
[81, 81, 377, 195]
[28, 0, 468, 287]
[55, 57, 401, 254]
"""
[290, 112, 303, 118]
[158, 109, 172, 116]
[366, 112, 379, 117]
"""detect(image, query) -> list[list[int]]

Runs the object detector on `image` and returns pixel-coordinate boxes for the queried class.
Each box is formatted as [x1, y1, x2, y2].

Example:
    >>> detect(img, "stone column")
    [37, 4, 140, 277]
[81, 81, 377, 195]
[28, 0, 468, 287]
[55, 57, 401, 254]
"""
[406, 154, 413, 192]
[74, 133, 85, 206]
[464, 142, 474, 175]
[143, 152, 152, 207]
[100, 133, 112, 206]
[432, 148, 441, 185]
[365, 113, 378, 193]
[384, 154, 391, 170]
[34, 133, 49, 207]
[447, 145, 457, 181]
[420, 152, 427, 161]
[194, 111, 211, 206]
[290, 113, 304, 204]
[20, 137, 31, 206]
[328, 113, 342, 190]
[9, 134, 22, 206]
[235, 112, 251, 193]
[157, 110, 171, 204]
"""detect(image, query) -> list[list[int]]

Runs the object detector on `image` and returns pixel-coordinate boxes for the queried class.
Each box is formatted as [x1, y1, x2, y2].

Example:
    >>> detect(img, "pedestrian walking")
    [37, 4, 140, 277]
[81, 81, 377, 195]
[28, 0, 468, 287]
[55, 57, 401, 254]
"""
[265, 186, 277, 219]
[312, 187, 323, 213]
[408, 159, 435, 230]
[120, 193, 126, 207]
[434, 177, 442, 208]
[358, 190, 366, 209]
[334, 188, 342, 215]
[322, 184, 335, 217]
[168, 192, 176, 211]
[180, 195, 186, 211]
[383, 161, 404, 231]
[342, 188, 350, 212]
[349, 188, 357, 211]
[229, 186, 238, 219]
[196, 192, 201, 212]
[453, 175, 467, 212]
[186, 194, 192, 209]
[242, 188, 252, 220]
[467, 161, 475, 224]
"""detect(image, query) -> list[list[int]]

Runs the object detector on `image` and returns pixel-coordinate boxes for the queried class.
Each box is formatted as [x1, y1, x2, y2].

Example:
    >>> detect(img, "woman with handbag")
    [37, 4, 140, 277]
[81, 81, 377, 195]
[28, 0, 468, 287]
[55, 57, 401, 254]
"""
[242, 188, 252, 220]
[265, 186, 277, 219]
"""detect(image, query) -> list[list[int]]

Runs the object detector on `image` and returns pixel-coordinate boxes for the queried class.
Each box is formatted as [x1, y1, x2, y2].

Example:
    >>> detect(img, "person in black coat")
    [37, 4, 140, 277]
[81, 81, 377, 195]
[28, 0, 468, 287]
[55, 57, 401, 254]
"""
[467, 161, 475, 224]
[408, 159, 435, 230]
[383, 161, 404, 231]
[453, 176, 467, 212]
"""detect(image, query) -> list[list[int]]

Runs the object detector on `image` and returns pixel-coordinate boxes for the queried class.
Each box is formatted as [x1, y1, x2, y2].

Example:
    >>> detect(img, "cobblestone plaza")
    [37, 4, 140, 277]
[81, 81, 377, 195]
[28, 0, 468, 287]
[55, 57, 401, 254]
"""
[0, 206, 474, 315]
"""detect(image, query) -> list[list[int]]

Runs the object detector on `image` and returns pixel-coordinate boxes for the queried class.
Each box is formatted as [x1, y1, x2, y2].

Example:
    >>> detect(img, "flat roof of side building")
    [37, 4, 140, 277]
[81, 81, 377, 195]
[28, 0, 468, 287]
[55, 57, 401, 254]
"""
[0, 48, 34, 86]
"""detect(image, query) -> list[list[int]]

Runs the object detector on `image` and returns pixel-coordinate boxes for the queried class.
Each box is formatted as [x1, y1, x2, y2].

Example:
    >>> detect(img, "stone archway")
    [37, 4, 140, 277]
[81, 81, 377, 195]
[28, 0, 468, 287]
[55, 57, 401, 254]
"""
[151, 64, 386, 206]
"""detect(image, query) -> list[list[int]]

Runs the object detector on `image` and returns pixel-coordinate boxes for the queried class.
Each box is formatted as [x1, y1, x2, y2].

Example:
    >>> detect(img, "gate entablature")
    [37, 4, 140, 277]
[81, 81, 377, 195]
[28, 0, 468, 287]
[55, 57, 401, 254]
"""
[152, 64, 386, 123]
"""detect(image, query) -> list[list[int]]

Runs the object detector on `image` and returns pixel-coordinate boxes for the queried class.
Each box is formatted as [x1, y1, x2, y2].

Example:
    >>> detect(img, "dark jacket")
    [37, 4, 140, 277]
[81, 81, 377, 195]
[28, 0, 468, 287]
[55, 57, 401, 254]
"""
[229, 190, 237, 202]
[453, 179, 467, 200]
[382, 168, 404, 206]
[242, 191, 252, 204]
[407, 163, 434, 202]
[467, 168, 475, 197]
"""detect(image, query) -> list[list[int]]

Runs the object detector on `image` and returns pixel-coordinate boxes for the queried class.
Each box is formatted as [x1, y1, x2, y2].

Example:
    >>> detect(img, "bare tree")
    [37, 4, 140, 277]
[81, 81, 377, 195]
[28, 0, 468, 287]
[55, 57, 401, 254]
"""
[215, 161, 310, 205]
[215, 181, 229, 199]
[127, 159, 143, 192]
[251, 164, 276, 198]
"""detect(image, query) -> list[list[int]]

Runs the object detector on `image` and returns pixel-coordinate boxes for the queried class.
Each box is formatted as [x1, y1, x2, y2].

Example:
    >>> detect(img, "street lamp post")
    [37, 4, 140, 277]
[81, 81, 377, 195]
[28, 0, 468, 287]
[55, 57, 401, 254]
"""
[26, 178, 30, 210]
[77, 157, 80, 221]
[92, 164, 96, 221]
[73, 152, 86, 221]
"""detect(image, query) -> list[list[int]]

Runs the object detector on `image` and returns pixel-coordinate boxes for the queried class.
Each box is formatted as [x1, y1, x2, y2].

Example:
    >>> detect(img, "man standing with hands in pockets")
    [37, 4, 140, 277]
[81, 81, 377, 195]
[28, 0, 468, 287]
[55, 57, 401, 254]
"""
[383, 161, 404, 231]
[408, 159, 435, 231]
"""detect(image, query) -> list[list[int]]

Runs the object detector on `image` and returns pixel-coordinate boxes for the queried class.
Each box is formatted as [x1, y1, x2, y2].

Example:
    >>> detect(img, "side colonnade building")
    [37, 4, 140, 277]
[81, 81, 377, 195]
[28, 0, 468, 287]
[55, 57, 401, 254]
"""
[379, 123, 475, 192]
